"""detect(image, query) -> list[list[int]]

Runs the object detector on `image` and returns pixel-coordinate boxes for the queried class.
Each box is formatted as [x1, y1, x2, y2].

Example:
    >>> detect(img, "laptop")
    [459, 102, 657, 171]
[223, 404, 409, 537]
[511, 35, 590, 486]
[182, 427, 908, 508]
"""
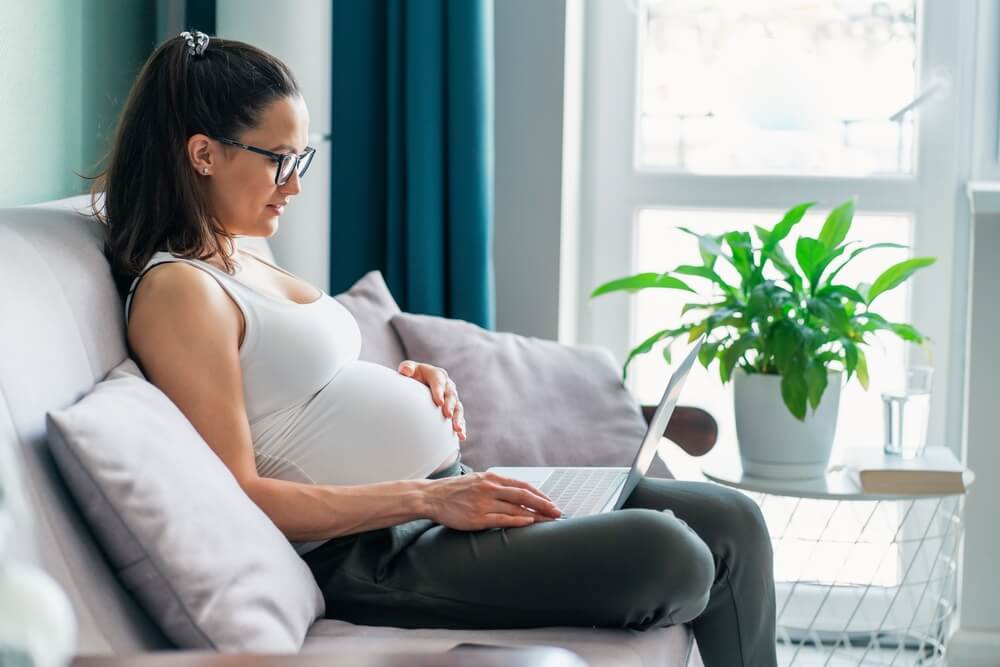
[487, 336, 705, 520]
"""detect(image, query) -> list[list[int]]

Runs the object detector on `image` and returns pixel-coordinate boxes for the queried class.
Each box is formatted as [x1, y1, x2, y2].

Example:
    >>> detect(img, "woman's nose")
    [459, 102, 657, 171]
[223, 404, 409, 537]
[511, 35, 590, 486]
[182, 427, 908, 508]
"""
[280, 168, 302, 195]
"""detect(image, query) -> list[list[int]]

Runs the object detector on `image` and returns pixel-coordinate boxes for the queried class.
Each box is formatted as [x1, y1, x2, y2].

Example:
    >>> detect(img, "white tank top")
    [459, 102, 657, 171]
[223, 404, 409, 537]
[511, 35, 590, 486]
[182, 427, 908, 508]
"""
[124, 247, 460, 555]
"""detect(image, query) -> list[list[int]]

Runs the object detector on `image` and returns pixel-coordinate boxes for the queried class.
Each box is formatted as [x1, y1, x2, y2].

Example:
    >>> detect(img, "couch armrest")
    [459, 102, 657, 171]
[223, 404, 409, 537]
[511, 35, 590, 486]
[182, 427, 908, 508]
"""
[642, 405, 718, 457]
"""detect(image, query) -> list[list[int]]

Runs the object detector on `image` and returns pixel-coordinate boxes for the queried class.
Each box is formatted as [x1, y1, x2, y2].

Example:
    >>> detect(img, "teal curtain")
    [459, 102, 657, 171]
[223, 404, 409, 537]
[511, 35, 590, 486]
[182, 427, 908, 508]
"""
[331, 0, 495, 329]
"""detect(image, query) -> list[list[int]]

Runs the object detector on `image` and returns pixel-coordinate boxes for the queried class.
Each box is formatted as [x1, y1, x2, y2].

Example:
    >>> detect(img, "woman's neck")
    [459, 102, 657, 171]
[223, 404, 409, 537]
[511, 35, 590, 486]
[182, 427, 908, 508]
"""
[204, 235, 243, 272]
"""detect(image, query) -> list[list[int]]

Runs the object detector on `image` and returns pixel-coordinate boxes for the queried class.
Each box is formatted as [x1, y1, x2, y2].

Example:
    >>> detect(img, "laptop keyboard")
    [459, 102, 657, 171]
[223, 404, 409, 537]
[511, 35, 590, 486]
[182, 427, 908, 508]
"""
[539, 469, 628, 518]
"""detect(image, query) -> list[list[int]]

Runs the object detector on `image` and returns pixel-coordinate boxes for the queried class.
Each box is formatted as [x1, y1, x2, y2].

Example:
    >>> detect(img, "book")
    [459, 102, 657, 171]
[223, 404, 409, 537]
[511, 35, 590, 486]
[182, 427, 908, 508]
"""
[836, 446, 966, 495]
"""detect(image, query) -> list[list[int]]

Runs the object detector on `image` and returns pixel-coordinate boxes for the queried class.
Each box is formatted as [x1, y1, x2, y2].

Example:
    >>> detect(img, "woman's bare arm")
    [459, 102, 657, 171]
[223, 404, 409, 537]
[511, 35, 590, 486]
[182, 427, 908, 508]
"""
[126, 262, 557, 541]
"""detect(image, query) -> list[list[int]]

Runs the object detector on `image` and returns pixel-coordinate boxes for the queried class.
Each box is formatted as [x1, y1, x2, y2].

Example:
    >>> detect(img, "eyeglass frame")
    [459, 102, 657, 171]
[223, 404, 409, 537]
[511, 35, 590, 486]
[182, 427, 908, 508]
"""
[211, 136, 316, 186]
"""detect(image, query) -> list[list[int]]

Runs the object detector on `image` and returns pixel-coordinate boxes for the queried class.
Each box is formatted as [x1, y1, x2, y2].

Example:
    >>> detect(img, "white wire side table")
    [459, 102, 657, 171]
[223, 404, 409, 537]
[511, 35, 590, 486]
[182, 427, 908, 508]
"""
[701, 456, 973, 667]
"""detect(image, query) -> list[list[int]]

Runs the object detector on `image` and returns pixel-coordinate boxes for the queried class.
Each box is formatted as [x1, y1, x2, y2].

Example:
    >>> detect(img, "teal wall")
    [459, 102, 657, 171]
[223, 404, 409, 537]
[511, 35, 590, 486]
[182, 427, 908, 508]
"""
[0, 1, 156, 207]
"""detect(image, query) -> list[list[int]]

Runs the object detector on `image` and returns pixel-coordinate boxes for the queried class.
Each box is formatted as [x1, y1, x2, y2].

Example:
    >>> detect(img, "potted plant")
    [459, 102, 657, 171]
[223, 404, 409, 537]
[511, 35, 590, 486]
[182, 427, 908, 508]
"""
[591, 200, 935, 479]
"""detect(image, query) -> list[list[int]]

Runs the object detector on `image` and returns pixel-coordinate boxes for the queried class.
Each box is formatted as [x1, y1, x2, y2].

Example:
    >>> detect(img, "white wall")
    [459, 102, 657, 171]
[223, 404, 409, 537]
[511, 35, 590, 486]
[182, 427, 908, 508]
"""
[950, 191, 1000, 666]
[494, 0, 569, 339]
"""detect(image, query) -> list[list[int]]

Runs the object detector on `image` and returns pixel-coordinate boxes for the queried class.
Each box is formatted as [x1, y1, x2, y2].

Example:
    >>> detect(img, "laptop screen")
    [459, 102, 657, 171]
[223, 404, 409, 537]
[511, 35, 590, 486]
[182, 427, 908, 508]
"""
[614, 335, 705, 510]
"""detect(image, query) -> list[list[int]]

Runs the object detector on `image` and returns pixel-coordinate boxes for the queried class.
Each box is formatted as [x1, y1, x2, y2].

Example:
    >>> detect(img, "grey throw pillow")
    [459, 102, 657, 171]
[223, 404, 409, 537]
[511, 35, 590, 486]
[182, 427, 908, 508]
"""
[389, 313, 673, 478]
[45, 358, 325, 652]
[333, 270, 407, 369]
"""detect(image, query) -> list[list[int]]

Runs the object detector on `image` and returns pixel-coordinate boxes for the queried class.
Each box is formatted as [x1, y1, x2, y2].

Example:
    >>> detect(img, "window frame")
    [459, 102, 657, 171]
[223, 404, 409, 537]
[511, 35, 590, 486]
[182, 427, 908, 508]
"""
[573, 0, 977, 465]
[571, 0, 980, 641]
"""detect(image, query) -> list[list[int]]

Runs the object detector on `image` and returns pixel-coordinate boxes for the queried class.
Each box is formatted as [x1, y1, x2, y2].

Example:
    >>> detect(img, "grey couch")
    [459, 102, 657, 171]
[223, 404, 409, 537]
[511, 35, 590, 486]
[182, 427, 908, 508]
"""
[0, 195, 705, 666]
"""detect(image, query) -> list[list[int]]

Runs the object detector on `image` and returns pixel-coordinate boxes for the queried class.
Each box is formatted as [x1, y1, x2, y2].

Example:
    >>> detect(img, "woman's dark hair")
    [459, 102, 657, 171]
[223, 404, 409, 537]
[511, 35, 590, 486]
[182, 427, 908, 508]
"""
[90, 34, 300, 301]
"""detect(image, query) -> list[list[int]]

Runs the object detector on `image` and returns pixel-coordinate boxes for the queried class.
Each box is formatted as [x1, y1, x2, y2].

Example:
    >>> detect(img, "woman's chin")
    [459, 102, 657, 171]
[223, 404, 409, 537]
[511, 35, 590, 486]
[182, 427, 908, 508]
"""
[256, 215, 280, 234]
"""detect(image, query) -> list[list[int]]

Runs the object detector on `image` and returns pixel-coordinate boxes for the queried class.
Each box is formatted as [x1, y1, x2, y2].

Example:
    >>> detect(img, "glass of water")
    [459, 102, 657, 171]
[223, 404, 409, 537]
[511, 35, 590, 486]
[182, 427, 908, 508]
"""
[882, 365, 934, 459]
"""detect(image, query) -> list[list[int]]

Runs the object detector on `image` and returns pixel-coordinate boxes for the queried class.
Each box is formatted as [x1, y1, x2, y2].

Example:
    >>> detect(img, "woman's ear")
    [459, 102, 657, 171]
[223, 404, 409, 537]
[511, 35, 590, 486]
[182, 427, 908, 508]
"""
[187, 134, 215, 176]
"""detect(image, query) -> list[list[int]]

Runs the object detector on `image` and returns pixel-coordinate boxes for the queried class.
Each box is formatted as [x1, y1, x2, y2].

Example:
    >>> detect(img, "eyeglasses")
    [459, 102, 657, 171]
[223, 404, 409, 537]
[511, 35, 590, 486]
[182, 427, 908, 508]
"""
[212, 136, 316, 186]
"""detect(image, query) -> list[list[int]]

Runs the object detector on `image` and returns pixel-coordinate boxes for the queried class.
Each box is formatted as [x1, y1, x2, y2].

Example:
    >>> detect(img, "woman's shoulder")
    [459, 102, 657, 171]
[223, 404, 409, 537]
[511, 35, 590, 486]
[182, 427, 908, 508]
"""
[127, 259, 244, 340]
[126, 260, 247, 379]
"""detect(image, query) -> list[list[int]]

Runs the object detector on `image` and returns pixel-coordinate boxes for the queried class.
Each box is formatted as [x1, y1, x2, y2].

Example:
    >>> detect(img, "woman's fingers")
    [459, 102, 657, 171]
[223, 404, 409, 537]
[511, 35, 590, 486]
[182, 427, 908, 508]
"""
[443, 388, 458, 418]
[433, 369, 450, 405]
[452, 401, 466, 439]
[485, 501, 559, 528]
[493, 498, 541, 518]
[486, 472, 554, 503]
[494, 485, 561, 517]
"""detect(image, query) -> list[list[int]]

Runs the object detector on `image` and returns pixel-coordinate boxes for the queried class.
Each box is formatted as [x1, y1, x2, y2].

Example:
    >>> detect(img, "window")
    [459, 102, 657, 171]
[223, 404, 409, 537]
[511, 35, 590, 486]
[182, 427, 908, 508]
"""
[574, 0, 975, 648]
[637, 1, 919, 176]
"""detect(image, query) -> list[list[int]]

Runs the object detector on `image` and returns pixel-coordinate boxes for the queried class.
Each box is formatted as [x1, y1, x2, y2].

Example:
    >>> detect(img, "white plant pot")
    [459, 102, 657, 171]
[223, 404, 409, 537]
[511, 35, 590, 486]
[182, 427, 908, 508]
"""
[733, 368, 843, 479]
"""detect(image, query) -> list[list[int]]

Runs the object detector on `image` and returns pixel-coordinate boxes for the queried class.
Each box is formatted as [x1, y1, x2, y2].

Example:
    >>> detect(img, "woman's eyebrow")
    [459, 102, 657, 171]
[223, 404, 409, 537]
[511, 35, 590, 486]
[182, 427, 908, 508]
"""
[269, 143, 302, 153]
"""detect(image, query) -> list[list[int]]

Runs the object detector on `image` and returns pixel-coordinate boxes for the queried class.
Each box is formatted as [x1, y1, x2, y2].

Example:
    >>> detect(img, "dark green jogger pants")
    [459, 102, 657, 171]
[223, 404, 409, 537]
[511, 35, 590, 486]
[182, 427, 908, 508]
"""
[303, 458, 777, 667]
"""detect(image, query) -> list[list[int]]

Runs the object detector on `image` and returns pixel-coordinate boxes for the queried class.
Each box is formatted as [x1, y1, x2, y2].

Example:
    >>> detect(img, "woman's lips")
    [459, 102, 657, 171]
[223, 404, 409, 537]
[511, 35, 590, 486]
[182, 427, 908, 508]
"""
[266, 204, 285, 215]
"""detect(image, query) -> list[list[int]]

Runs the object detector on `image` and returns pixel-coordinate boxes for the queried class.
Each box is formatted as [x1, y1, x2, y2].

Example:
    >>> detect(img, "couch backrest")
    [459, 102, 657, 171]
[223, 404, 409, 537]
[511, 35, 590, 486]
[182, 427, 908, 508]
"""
[0, 195, 276, 653]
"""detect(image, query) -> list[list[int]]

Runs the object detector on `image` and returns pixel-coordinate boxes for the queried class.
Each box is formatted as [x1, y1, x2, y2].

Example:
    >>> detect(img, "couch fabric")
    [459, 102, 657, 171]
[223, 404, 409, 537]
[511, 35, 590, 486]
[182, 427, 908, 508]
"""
[0, 195, 699, 666]
[46, 358, 324, 651]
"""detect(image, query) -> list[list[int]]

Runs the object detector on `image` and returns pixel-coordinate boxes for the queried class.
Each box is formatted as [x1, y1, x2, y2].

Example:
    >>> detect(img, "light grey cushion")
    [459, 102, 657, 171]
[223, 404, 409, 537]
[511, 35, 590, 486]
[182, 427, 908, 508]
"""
[302, 617, 698, 667]
[389, 314, 673, 478]
[45, 358, 325, 652]
[333, 271, 407, 369]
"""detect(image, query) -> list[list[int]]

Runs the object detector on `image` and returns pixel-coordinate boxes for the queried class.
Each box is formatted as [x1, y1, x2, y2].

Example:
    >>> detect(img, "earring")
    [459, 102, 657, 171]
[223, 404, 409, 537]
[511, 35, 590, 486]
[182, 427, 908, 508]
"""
[202, 168, 209, 175]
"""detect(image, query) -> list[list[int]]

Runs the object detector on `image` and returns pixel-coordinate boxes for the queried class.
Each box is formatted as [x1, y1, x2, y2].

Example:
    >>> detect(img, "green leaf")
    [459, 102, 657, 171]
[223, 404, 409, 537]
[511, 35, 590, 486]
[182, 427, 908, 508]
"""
[765, 243, 804, 294]
[780, 365, 809, 421]
[766, 202, 815, 249]
[720, 332, 758, 383]
[622, 326, 689, 378]
[857, 313, 892, 335]
[591, 271, 696, 298]
[662, 343, 673, 364]
[858, 314, 927, 344]
[824, 242, 909, 286]
[807, 297, 853, 337]
[810, 242, 854, 287]
[688, 320, 709, 341]
[815, 351, 842, 364]
[677, 226, 727, 268]
[805, 360, 829, 410]
[699, 339, 722, 367]
[754, 225, 771, 245]
[844, 340, 859, 380]
[816, 284, 866, 304]
[795, 237, 828, 287]
[818, 200, 855, 250]
[866, 257, 937, 305]
[681, 301, 723, 316]
[673, 264, 738, 299]
[769, 320, 805, 373]
[724, 231, 754, 281]
[888, 322, 925, 343]
[855, 346, 870, 390]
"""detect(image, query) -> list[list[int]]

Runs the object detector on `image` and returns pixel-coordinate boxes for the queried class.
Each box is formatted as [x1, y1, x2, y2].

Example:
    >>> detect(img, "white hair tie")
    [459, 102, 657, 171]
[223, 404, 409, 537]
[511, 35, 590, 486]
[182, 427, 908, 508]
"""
[179, 30, 210, 57]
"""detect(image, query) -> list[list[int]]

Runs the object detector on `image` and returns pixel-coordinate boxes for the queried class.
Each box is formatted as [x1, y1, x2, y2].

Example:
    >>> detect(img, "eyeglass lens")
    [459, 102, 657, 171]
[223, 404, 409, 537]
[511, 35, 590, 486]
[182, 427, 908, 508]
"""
[278, 150, 314, 185]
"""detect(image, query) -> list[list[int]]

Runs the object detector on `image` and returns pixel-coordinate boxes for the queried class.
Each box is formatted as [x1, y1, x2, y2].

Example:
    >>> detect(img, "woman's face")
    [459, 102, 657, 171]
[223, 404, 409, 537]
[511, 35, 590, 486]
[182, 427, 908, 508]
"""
[201, 94, 310, 240]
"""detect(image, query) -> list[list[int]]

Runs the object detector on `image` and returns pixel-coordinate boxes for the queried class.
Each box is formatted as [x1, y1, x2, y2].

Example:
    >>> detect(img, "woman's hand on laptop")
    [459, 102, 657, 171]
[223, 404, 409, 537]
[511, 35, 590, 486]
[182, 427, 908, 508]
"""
[422, 471, 562, 530]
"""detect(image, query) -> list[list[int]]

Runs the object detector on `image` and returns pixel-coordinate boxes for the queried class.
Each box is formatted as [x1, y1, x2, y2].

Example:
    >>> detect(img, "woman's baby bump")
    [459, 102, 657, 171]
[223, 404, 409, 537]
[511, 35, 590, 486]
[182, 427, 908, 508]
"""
[262, 359, 461, 486]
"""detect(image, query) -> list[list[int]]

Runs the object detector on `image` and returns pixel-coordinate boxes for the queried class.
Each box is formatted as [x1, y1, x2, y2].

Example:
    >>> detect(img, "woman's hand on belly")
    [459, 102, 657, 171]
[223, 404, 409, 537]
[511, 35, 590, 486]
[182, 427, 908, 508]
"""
[422, 471, 563, 531]
[398, 360, 467, 441]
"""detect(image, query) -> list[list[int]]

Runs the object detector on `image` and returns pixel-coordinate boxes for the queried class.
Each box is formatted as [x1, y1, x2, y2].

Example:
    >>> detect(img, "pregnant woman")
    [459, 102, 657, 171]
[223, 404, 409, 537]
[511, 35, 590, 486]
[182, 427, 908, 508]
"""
[98, 32, 777, 666]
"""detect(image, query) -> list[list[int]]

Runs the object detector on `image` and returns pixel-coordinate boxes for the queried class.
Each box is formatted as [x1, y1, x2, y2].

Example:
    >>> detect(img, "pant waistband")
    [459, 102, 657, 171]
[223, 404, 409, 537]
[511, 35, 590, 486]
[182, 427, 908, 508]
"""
[425, 457, 471, 480]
